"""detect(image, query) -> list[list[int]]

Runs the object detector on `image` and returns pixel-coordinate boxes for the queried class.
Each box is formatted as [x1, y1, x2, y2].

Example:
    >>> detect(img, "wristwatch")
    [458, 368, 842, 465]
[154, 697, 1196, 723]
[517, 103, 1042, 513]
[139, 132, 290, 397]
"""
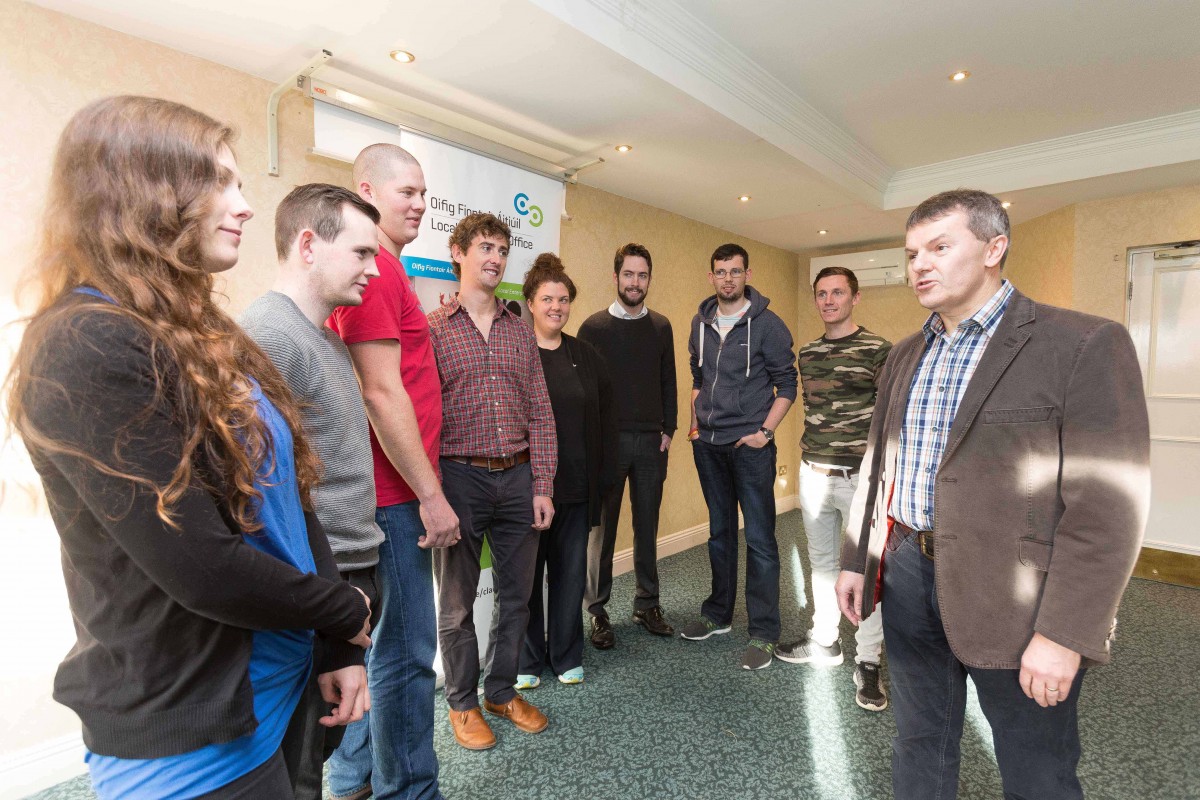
[759, 427, 775, 441]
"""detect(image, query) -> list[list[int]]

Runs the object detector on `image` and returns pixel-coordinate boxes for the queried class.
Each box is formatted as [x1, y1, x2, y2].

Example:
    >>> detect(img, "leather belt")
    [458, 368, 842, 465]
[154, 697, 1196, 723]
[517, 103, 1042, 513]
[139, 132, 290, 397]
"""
[445, 450, 531, 472]
[803, 460, 859, 478]
[893, 521, 935, 561]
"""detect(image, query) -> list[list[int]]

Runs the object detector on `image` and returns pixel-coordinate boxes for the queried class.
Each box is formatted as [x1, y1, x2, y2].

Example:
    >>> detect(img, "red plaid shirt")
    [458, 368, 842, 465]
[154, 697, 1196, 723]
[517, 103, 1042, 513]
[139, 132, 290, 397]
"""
[427, 297, 557, 497]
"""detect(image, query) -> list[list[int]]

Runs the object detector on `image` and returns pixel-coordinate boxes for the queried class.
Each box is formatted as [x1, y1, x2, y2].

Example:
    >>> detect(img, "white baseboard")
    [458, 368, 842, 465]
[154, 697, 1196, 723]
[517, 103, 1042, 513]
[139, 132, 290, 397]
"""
[0, 732, 86, 800]
[612, 493, 798, 577]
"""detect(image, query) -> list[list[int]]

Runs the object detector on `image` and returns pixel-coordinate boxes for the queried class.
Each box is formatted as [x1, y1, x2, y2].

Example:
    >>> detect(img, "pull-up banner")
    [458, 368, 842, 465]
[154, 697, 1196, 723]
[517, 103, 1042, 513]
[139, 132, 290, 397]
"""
[312, 99, 564, 315]
[312, 98, 564, 678]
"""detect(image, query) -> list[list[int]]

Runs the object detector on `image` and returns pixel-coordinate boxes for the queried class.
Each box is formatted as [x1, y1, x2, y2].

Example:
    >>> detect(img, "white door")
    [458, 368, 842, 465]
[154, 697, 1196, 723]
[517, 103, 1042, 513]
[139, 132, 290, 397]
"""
[1127, 244, 1200, 555]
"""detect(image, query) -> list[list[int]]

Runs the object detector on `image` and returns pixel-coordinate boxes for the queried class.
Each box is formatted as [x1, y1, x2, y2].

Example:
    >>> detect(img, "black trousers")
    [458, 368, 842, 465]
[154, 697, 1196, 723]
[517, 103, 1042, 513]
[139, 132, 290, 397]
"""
[435, 459, 540, 710]
[522, 501, 590, 676]
[585, 430, 667, 617]
[280, 567, 378, 800]
[195, 750, 292, 799]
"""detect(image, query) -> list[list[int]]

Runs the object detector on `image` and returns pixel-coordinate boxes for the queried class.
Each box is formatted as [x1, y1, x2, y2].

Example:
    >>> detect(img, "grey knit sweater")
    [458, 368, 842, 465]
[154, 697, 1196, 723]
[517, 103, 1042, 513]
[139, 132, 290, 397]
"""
[241, 291, 384, 570]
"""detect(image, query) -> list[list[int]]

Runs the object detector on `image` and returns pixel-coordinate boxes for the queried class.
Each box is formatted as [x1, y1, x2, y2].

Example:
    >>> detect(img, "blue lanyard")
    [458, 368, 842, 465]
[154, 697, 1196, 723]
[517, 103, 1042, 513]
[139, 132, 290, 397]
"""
[73, 286, 116, 304]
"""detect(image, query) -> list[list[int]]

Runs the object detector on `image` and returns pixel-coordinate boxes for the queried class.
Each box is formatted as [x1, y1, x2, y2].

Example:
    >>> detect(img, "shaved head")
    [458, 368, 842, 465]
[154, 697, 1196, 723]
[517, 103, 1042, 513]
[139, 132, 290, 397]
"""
[353, 143, 419, 188]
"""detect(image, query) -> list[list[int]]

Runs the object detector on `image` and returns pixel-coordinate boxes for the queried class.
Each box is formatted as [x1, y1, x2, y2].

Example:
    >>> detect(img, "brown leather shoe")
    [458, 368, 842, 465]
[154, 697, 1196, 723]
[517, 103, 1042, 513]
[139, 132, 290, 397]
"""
[448, 707, 496, 750]
[590, 614, 615, 650]
[483, 694, 548, 734]
[632, 605, 675, 636]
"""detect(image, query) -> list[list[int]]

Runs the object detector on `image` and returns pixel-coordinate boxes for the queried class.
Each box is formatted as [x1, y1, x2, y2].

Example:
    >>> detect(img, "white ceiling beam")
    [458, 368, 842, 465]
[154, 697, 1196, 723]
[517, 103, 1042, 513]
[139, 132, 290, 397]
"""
[530, 0, 894, 207]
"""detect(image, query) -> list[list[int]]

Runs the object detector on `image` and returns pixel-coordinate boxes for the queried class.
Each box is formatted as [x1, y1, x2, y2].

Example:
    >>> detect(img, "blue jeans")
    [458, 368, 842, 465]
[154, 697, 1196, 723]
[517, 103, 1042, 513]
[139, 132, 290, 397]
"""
[691, 439, 780, 641]
[883, 532, 1085, 800]
[328, 501, 441, 800]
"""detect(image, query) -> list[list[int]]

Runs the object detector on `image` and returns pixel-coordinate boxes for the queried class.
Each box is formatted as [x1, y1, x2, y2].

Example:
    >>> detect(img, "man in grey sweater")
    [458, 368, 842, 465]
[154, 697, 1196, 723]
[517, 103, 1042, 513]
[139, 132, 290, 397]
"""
[241, 184, 384, 800]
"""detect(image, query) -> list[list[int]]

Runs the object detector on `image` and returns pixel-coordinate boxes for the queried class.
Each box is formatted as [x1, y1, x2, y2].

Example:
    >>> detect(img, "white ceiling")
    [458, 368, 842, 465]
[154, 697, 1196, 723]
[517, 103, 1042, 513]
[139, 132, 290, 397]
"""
[32, 0, 1200, 252]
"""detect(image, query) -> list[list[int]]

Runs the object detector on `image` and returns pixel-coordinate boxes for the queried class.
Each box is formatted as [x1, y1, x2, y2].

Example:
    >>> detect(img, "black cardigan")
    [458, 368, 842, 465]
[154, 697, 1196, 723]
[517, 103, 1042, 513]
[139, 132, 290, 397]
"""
[558, 334, 617, 525]
[22, 294, 368, 759]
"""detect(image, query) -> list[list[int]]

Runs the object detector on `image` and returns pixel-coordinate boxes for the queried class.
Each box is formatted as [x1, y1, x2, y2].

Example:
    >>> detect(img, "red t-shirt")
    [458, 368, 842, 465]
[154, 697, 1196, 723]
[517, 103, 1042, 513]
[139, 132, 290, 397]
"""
[328, 248, 441, 506]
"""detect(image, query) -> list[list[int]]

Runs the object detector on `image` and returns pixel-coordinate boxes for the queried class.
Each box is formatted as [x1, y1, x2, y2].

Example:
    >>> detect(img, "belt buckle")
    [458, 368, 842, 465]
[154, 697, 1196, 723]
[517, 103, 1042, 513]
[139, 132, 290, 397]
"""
[487, 457, 506, 473]
[917, 532, 935, 561]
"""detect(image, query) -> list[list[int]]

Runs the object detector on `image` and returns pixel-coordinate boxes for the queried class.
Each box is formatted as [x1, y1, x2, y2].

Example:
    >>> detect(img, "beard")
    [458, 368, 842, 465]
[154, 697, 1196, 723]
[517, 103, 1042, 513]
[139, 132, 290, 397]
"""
[619, 285, 646, 307]
[719, 285, 745, 303]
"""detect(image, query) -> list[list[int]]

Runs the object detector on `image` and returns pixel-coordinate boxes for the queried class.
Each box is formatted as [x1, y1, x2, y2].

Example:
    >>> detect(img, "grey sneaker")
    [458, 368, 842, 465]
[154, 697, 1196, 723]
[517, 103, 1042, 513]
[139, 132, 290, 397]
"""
[741, 639, 776, 670]
[854, 661, 889, 711]
[775, 637, 844, 665]
[679, 618, 732, 640]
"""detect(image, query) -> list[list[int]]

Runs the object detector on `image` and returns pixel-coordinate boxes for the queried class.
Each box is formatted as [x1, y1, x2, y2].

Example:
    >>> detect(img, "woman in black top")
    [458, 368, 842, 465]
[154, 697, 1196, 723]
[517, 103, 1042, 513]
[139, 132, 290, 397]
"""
[6, 96, 370, 798]
[518, 253, 615, 686]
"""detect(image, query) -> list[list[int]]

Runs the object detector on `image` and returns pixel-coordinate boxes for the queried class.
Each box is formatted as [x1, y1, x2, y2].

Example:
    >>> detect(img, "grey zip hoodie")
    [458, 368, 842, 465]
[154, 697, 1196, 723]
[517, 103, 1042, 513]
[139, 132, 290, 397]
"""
[689, 286, 798, 445]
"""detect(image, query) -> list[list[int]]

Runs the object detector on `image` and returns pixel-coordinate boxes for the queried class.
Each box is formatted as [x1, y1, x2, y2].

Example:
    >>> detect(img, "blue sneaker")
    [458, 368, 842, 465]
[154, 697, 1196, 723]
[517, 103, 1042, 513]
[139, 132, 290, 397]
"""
[515, 674, 541, 690]
[558, 667, 584, 685]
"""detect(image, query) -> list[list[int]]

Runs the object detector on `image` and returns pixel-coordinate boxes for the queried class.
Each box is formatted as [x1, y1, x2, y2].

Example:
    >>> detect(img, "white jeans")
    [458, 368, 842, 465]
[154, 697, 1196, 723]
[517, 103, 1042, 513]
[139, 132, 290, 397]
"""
[798, 460, 884, 663]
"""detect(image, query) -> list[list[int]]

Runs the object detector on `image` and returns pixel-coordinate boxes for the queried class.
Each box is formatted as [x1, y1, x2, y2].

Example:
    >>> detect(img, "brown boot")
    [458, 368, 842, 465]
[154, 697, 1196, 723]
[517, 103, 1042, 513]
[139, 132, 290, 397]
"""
[448, 707, 497, 750]
[482, 694, 548, 733]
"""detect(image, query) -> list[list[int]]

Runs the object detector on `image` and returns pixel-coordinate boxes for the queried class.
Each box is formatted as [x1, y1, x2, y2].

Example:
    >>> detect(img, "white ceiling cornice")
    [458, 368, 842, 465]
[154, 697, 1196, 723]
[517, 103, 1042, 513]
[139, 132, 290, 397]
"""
[530, 0, 894, 205]
[884, 108, 1200, 209]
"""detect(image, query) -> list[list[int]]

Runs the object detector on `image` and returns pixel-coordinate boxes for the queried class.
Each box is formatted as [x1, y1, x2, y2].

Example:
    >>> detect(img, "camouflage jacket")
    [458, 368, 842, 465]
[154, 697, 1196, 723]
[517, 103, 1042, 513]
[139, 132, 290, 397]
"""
[798, 327, 891, 465]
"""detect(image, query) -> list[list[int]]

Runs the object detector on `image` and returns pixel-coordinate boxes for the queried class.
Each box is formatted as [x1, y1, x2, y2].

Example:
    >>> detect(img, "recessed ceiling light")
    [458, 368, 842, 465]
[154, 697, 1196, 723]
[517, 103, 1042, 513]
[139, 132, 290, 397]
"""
[1001, 201, 1012, 208]
[818, 229, 828, 235]
[950, 70, 970, 82]
[868, 258, 875, 262]
[615, 144, 633, 153]
[389, 50, 416, 64]
[738, 195, 751, 202]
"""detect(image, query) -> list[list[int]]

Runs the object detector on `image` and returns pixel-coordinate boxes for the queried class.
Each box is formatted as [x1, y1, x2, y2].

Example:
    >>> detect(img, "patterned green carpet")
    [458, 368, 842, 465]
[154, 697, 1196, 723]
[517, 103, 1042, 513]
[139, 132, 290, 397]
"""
[26, 510, 1200, 799]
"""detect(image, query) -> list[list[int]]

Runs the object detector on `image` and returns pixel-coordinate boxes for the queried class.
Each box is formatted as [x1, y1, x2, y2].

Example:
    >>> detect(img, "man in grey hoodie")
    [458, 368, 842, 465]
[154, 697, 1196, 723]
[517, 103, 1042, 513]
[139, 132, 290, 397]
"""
[680, 242, 799, 670]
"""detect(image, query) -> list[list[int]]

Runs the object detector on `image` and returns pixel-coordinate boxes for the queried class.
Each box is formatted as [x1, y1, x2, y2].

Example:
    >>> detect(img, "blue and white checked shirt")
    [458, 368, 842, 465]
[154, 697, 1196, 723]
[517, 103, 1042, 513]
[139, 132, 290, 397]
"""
[890, 280, 1015, 531]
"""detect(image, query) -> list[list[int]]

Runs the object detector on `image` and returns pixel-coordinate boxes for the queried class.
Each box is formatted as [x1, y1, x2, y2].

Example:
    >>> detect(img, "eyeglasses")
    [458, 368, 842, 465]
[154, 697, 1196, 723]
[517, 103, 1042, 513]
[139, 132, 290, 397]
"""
[712, 268, 745, 279]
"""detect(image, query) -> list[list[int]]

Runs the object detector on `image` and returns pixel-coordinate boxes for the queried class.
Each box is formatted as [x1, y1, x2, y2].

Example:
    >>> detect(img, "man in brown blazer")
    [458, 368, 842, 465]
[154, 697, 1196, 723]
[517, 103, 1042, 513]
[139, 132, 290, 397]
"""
[835, 189, 1150, 800]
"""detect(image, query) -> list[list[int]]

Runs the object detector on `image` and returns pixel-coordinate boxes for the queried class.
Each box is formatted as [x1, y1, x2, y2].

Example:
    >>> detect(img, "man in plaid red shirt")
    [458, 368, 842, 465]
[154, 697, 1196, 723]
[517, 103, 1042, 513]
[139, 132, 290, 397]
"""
[427, 212, 557, 750]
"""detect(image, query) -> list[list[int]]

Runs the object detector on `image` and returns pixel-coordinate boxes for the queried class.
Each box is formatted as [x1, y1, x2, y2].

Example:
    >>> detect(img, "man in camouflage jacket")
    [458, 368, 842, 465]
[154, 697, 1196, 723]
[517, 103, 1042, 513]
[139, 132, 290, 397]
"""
[776, 266, 892, 712]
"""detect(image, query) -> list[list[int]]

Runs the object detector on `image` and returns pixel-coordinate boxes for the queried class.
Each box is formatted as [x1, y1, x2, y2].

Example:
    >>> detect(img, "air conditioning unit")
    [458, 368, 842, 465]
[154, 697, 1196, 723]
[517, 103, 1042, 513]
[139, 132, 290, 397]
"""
[809, 247, 908, 288]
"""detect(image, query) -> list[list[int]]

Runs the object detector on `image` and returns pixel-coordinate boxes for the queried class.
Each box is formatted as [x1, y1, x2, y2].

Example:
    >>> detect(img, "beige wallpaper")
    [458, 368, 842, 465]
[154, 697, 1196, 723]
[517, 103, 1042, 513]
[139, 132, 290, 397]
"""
[560, 182, 801, 553]
[1005, 205, 1076, 309]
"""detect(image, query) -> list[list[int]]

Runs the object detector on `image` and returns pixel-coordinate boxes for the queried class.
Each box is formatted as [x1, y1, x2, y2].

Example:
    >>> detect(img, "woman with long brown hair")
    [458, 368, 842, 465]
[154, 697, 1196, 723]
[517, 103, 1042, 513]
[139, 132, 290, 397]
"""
[6, 96, 370, 799]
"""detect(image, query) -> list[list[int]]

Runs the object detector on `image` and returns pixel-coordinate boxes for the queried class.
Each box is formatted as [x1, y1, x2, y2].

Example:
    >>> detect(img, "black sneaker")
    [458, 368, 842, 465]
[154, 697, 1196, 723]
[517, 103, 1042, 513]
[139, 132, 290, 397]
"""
[679, 618, 732, 640]
[775, 637, 844, 665]
[741, 639, 776, 670]
[854, 662, 889, 711]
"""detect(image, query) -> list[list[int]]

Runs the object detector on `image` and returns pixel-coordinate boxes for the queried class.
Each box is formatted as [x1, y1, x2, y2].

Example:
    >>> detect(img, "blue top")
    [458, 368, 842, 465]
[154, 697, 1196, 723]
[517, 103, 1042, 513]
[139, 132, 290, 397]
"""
[86, 372, 316, 799]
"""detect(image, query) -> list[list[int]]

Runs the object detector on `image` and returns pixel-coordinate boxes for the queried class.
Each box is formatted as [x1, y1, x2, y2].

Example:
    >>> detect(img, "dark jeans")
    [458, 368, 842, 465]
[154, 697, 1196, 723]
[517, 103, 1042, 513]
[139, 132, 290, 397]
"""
[691, 439, 780, 642]
[522, 501, 589, 676]
[436, 459, 540, 710]
[586, 430, 667, 617]
[280, 569, 373, 799]
[883, 532, 1086, 800]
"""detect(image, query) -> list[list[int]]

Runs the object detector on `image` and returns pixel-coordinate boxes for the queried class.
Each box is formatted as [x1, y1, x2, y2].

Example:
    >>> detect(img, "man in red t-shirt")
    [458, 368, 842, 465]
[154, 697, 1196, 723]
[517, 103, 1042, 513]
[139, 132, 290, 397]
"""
[326, 144, 457, 800]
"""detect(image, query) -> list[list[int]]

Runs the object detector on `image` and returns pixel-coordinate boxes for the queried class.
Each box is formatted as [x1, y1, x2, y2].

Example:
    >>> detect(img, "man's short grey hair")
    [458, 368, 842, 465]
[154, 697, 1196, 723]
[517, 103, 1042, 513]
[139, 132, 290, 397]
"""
[906, 189, 1011, 269]
[353, 143, 419, 188]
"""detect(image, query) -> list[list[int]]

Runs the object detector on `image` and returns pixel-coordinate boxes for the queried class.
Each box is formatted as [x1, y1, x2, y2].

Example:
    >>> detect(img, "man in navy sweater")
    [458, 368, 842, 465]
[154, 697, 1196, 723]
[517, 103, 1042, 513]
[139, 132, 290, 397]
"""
[577, 243, 678, 648]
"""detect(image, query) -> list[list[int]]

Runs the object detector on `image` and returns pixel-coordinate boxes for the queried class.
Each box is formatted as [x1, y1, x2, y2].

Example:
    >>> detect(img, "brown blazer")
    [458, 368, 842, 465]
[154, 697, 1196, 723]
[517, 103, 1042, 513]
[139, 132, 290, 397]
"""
[841, 290, 1150, 668]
